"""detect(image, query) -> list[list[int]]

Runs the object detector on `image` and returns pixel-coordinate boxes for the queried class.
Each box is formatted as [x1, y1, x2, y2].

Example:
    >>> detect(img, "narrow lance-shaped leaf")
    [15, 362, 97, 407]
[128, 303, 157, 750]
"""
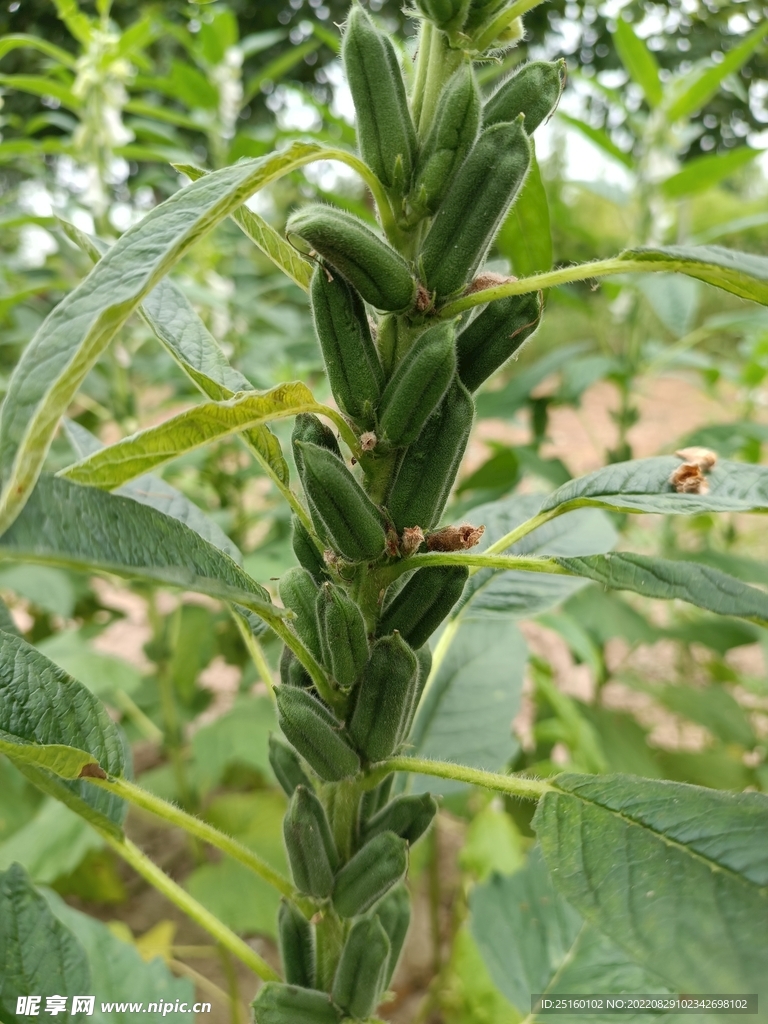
[558, 112, 635, 169]
[660, 147, 761, 200]
[613, 19, 662, 108]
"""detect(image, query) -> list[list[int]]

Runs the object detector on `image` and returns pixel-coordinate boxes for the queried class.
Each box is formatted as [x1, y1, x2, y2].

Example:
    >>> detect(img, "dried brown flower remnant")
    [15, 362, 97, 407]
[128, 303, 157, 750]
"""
[385, 528, 400, 558]
[674, 446, 717, 471]
[400, 526, 425, 556]
[426, 523, 485, 552]
[415, 283, 432, 313]
[670, 463, 709, 494]
[360, 431, 377, 452]
[466, 271, 516, 294]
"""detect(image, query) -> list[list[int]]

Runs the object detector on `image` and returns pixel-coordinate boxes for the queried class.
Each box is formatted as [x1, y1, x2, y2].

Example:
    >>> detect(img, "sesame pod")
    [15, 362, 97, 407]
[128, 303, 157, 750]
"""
[292, 414, 342, 548]
[483, 59, 566, 133]
[386, 377, 474, 531]
[375, 883, 411, 988]
[363, 793, 438, 845]
[342, 5, 416, 193]
[279, 646, 313, 690]
[276, 686, 361, 781]
[252, 983, 341, 1024]
[379, 565, 468, 649]
[419, 120, 532, 298]
[279, 567, 322, 660]
[310, 264, 384, 427]
[287, 205, 416, 313]
[415, 0, 471, 31]
[295, 441, 387, 563]
[332, 916, 391, 1020]
[291, 516, 327, 583]
[347, 633, 418, 762]
[332, 831, 408, 918]
[464, 0, 509, 32]
[283, 785, 339, 898]
[377, 323, 457, 446]
[269, 733, 313, 797]
[411, 64, 481, 216]
[278, 899, 316, 988]
[456, 291, 542, 393]
[316, 583, 369, 690]
[360, 773, 395, 825]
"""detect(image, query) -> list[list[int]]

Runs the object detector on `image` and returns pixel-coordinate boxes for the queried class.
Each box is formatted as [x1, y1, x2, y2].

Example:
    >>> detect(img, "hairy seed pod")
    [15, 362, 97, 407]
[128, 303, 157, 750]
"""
[287, 205, 416, 313]
[419, 120, 532, 298]
[280, 646, 313, 690]
[279, 567, 322, 660]
[359, 773, 395, 826]
[377, 323, 457, 446]
[386, 377, 475, 531]
[403, 644, 433, 738]
[347, 633, 418, 762]
[456, 291, 542, 393]
[483, 59, 566, 133]
[375, 883, 411, 988]
[342, 5, 416, 193]
[252, 983, 341, 1024]
[411, 64, 481, 216]
[283, 785, 340, 897]
[310, 264, 384, 427]
[292, 414, 342, 547]
[316, 583, 369, 690]
[332, 831, 408, 918]
[291, 515, 327, 583]
[278, 899, 316, 988]
[464, 0, 509, 33]
[415, 0, 471, 30]
[295, 441, 387, 563]
[332, 916, 391, 1019]
[275, 686, 361, 782]
[363, 793, 438, 845]
[378, 565, 468, 649]
[269, 733, 313, 797]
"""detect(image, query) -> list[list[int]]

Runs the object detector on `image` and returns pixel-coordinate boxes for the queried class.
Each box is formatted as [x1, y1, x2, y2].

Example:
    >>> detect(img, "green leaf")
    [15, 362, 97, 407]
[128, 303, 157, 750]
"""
[471, 847, 671, 1021]
[0, 33, 78, 67]
[0, 74, 79, 111]
[441, 928, 518, 1024]
[0, 863, 91, 1024]
[0, 595, 21, 637]
[459, 806, 525, 880]
[0, 565, 76, 617]
[558, 113, 635, 169]
[0, 799, 103, 884]
[533, 774, 768, 994]
[660, 147, 760, 200]
[620, 244, 768, 305]
[0, 630, 127, 835]
[192, 695, 276, 795]
[613, 20, 662, 107]
[654, 684, 756, 749]
[0, 140, 328, 535]
[496, 148, 552, 277]
[475, 343, 588, 419]
[37, 630, 143, 700]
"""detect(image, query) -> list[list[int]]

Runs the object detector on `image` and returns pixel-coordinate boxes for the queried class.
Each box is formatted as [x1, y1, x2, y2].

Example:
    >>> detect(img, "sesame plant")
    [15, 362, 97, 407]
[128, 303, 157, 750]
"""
[2, 1, 768, 1021]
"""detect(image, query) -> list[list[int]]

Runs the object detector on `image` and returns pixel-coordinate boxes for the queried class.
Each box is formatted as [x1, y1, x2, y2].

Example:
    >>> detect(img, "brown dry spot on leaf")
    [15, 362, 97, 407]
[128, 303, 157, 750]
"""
[670, 462, 709, 494]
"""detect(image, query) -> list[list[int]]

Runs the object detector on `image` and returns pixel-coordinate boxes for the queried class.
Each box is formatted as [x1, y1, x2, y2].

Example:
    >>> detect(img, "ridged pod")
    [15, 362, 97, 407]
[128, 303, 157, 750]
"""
[363, 793, 438, 845]
[310, 264, 384, 427]
[279, 567, 322, 660]
[286, 205, 416, 313]
[291, 516, 327, 582]
[278, 899, 315, 988]
[342, 5, 416, 193]
[279, 646, 312, 690]
[375, 884, 411, 988]
[252, 983, 341, 1024]
[316, 583, 369, 690]
[332, 831, 408, 918]
[275, 686, 361, 782]
[386, 377, 474, 531]
[268, 733, 313, 797]
[456, 291, 542, 392]
[283, 785, 340, 898]
[377, 323, 457, 446]
[483, 59, 566, 133]
[295, 441, 387, 563]
[331, 916, 391, 1020]
[415, 0, 471, 30]
[378, 565, 468, 649]
[419, 119, 532, 298]
[347, 633, 418, 762]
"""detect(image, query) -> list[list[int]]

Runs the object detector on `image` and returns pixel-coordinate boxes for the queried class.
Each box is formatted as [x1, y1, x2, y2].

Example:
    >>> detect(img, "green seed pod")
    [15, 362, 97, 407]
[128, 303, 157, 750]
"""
[415, 0, 471, 31]
[287, 205, 416, 313]
[283, 785, 340, 898]
[252, 983, 341, 1024]
[386, 377, 475, 531]
[269, 733, 313, 797]
[332, 831, 408, 918]
[377, 323, 457, 446]
[291, 515, 327, 583]
[331, 916, 391, 1020]
[347, 633, 418, 762]
[379, 565, 468, 649]
[483, 59, 566, 133]
[411, 64, 481, 216]
[342, 5, 416, 193]
[292, 414, 342, 548]
[375, 884, 411, 988]
[363, 793, 438, 845]
[279, 567, 322, 660]
[276, 686, 361, 782]
[295, 441, 387, 563]
[310, 264, 384, 428]
[279, 646, 313, 690]
[419, 120, 532, 298]
[457, 291, 542, 393]
[316, 583, 369, 690]
[278, 899, 316, 988]
[464, 0, 509, 33]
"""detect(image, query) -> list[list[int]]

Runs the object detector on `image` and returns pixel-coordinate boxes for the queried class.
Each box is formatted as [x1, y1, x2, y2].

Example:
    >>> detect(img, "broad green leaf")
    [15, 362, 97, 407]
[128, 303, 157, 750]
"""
[613, 20, 662, 107]
[0, 74, 79, 111]
[557, 552, 768, 625]
[654, 683, 756, 749]
[0, 140, 328, 535]
[0, 758, 43, 842]
[496, 148, 552, 277]
[661, 147, 760, 200]
[558, 113, 635, 169]
[0, 565, 76, 618]
[37, 630, 143, 700]
[192, 695, 276, 795]
[441, 928, 518, 1024]
[620, 244, 768, 306]
[635, 273, 701, 338]
[0, 863, 90, 1024]
[533, 774, 768, 994]
[0, 630, 127, 835]
[471, 847, 671, 1021]
[0, 799, 102, 884]
[61, 383, 334, 490]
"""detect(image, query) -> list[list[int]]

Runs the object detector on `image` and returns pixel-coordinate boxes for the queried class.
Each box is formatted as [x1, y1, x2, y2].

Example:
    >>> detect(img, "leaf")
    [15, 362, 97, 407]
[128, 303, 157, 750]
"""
[496, 148, 552, 277]
[635, 274, 701, 338]
[60, 383, 326, 490]
[441, 928, 518, 1024]
[0, 564, 76, 617]
[459, 806, 525, 880]
[533, 774, 768, 994]
[0, 73, 79, 111]
[613, 20, 662, 107]
[0, 34, 77, 67]
[620, 244, 768, 306]
[0, 630, 127, 835]
[654, 684, 755, 749]
[0, 140, 329, 535]
[37, 630, 143, 699]
[558, 113, 635, 169]
[475, 343, 588, 419]
[660, 147, 760, 200]
[0, 863, 91, 1024]
[0, 799, 102, 884]
[471, 847, 672, 1021]
[192, 695, 276, 795]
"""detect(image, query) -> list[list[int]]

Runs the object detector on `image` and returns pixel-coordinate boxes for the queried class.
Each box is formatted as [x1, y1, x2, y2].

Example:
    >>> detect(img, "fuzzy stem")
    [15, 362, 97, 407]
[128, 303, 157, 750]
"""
[269, 616, 343, 712]
[416, 28, 463, 138]
[410, 20, 434, 127]
[481, 508, 561, 560]
[390, 552, 570, 579]
[368, 757, 550, 800]
[233, 611, 276, 696]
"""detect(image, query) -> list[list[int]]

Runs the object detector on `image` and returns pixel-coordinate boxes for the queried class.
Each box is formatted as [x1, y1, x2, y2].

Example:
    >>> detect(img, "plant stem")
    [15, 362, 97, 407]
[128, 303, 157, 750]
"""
[269, 617, 343, 713]
[233, 611, 275, 696]
[321, 148, 405, 248]
[392, 552, 570, 577]
[151, 600, 194, 810]
[481, 508, 560, 560]
[410, 20, 434, 128]
[367, 757, 550, 800]
[416, 28, 463, 137]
